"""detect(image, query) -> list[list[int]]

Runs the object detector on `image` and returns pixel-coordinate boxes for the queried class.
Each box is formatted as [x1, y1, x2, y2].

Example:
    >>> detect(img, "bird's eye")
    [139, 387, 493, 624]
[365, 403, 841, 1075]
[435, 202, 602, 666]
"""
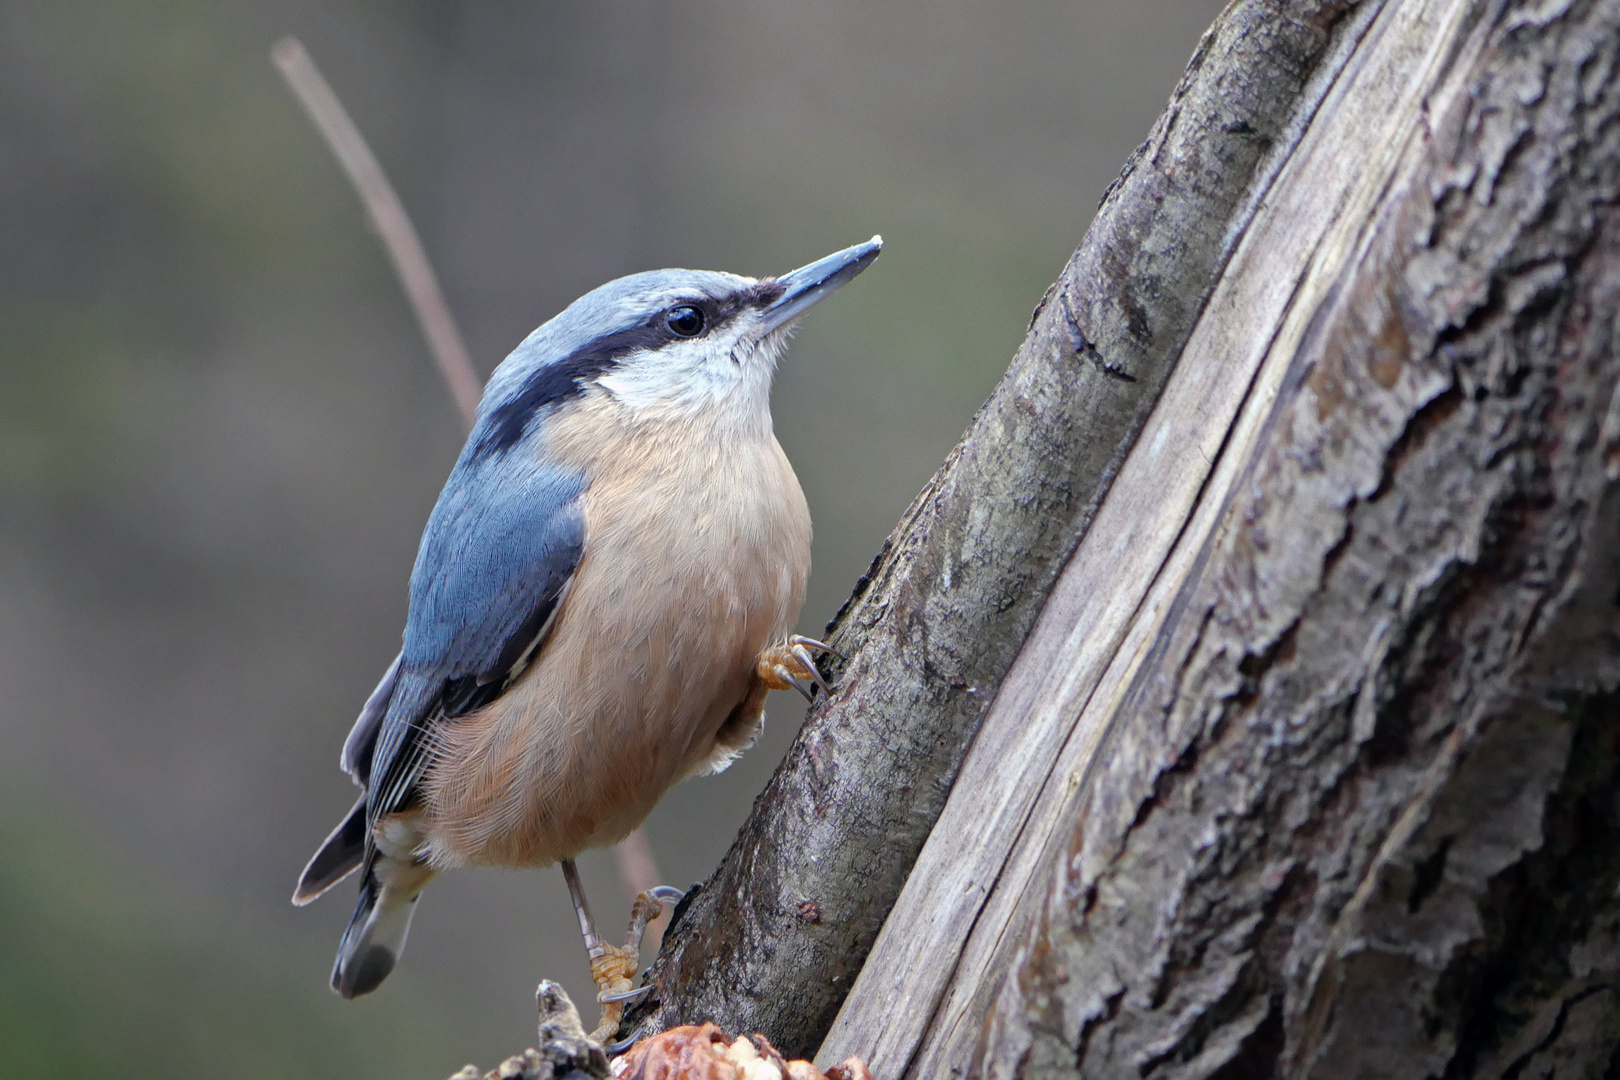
[665, 305, 706, 338]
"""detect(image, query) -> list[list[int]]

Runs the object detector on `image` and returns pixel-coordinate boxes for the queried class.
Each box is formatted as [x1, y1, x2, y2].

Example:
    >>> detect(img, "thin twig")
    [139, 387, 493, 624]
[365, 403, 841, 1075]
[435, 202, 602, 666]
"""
[272, 36, 482, 425]
[272, 35, 667, 914]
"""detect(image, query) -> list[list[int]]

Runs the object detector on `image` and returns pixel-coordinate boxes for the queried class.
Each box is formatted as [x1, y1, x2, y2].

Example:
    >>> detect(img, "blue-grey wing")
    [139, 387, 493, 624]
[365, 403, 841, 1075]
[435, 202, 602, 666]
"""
[341, 652, 403, 787]
[366, 458, 587, 821]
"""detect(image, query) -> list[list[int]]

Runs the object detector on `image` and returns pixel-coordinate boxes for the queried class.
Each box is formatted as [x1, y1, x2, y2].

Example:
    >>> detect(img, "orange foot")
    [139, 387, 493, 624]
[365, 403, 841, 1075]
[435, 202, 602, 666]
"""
[586, 941, 638, 1045]
[586, 886, 685, 1047]
[757, 635, 839, 701]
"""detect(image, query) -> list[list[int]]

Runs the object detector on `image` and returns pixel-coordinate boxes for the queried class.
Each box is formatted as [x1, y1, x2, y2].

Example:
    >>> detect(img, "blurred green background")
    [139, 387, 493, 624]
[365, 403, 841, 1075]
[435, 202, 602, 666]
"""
[0, 2, 1222, 1076]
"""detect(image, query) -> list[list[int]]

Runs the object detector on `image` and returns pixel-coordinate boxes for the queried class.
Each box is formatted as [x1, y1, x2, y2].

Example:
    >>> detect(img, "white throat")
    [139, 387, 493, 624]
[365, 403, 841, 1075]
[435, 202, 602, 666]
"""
[594, 324, 789, 439]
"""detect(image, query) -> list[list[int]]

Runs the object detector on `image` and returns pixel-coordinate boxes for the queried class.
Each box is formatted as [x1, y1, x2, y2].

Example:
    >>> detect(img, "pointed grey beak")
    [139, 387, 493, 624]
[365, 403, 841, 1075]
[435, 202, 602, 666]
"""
[761, 236, 882, 334]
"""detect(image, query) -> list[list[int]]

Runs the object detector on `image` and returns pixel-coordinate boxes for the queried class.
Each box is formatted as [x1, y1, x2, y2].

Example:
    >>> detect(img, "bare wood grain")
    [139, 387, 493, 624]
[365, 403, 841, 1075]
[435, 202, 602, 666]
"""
[817, 0, 1489, 1074]
[968, 0, 1620, 1074]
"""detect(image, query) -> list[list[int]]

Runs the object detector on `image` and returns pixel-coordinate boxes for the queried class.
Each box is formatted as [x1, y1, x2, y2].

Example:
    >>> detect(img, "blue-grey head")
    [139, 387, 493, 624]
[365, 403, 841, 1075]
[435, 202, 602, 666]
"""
[473, 237, 882, 454]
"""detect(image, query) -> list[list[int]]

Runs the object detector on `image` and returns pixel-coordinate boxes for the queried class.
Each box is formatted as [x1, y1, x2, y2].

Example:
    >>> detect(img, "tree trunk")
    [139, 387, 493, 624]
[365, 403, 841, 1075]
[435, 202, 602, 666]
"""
[637, 0, 1620, 1077]
[631, 0, 1397, 1055]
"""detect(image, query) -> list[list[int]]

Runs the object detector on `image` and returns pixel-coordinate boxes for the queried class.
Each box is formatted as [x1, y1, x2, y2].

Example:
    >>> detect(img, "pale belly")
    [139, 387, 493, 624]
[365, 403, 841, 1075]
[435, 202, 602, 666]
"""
[416, 428, 810, 869]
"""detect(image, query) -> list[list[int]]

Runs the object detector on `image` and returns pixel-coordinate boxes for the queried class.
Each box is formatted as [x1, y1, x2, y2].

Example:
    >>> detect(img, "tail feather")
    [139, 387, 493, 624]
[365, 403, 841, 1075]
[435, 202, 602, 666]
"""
[292, 795, 367, 906]
[331, 873, 419, 998]
[330, 845, 437, 999]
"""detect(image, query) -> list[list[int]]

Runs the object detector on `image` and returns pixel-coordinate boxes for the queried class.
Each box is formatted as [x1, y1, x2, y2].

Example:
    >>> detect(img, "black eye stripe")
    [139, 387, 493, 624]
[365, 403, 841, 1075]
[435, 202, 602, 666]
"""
[674, 282, 784, 332]
[475, 283, 778, 458]
[476, 320, 667, 455]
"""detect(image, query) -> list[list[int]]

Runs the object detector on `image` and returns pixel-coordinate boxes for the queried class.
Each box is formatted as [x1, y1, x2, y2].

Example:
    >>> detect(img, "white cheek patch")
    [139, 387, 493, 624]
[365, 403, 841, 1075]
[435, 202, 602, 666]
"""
[596, 321, 776, 417]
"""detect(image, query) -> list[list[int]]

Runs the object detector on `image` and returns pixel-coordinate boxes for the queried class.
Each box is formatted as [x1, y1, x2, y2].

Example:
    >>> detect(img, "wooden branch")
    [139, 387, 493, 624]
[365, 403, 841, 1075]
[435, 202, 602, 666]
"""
[818, 0, 1486, 1071]
[630, 0, 1411, 1057]
[826, 0, 1620, 1075]
[446, 982, 609, 1080]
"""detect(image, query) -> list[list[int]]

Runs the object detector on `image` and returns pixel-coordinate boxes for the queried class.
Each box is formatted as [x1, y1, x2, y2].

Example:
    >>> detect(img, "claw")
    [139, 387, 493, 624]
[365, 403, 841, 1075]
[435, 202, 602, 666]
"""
[598, 983, 653, 1004]
[646, 885, 687, 905]
[774, 664, 815, 702]
[790, 634, 844, 661]
[604, 1023, 647, 1055]
[790, 643, 833, 695]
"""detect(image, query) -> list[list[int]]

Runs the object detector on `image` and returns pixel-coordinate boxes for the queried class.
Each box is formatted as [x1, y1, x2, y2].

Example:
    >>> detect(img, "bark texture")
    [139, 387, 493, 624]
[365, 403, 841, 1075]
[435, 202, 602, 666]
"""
[630, 0, 1389, 1057]
[822, 0, 1494, 1071]
[967, 1, 1620, 1076]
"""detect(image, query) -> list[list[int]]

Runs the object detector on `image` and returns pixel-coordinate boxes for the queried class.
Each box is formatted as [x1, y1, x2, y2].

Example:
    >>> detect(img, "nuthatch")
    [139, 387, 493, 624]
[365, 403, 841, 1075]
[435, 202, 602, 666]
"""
[293, 237, 882, 1043]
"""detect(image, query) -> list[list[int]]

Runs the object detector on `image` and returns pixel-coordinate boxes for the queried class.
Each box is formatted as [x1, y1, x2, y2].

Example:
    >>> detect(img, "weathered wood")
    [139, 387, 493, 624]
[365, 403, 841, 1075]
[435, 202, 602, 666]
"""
[818, 0, 1489, 1072]
[447, 983, 609, 1080]
[629, 0, 1395, 1057]
[952, 0, 1620, 1076]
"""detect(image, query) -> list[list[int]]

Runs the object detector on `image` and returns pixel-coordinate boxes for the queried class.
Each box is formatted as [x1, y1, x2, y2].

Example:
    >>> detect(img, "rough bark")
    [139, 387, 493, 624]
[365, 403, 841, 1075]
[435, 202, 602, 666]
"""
[630, 0, 1394, 1057]
[820, 0, 1492, 1071]
[947, 1, 1620, 1077]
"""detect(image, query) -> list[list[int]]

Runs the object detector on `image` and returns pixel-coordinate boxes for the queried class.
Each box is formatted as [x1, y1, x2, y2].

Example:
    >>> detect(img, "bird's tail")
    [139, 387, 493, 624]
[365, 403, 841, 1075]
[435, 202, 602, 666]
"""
[293, 795, 367, 905]
[330, 852, 436, 998]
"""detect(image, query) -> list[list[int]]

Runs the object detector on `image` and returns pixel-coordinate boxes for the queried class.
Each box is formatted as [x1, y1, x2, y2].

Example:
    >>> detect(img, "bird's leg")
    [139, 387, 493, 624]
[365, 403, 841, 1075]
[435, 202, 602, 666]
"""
[756, 634, 839, 702]
[561, 858, 633, 1043]
[561, 858, 682, 1046]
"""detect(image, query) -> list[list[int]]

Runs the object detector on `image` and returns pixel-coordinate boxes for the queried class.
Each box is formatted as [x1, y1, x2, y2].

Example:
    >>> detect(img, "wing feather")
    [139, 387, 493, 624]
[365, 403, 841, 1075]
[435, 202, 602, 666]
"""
[341, 652, 402, 787]
[364, 456, 587, 827]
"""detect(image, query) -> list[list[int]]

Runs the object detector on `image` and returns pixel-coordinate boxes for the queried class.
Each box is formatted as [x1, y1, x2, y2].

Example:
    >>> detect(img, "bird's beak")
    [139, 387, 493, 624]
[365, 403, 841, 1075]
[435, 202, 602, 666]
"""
[761, 236, 883, 334]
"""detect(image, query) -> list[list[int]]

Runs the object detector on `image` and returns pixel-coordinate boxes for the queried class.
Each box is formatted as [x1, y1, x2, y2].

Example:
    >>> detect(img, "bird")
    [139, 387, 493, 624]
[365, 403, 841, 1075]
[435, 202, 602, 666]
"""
[292, 236, 882, 1045]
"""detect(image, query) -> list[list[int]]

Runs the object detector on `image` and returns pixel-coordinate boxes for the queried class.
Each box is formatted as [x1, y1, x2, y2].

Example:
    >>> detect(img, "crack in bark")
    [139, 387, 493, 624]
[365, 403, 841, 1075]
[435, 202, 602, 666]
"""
[973, 2, 1620, 1076]
[1497, 983, 1615, 1080]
